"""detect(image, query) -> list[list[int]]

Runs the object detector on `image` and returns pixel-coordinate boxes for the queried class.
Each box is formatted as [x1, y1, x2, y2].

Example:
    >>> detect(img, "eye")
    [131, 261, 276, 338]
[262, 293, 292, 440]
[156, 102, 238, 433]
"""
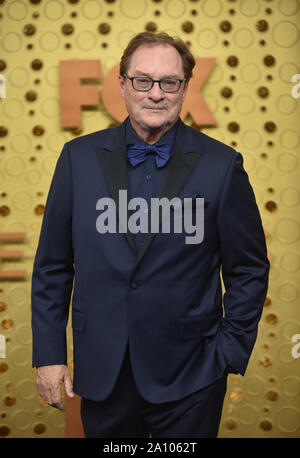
[137, 77, 151, 84]
[162, 79, 177, 88]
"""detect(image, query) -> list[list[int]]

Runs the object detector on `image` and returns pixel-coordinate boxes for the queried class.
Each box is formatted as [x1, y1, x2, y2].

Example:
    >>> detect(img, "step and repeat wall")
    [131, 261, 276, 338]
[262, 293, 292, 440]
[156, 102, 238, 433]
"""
[0, 0, 299, 438]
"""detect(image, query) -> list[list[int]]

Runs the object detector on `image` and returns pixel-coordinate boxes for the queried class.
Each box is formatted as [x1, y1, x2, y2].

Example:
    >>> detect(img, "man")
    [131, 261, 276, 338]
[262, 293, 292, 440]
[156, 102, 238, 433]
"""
[31, 32, 269, 438]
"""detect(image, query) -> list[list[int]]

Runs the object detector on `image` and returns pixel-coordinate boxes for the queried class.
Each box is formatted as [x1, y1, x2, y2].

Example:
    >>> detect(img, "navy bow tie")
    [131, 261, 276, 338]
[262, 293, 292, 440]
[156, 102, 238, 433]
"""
[127, 143, 171, 168]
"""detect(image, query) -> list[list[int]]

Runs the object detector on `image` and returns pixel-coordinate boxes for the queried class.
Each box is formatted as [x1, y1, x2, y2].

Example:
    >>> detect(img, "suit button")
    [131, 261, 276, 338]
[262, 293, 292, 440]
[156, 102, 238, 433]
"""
[131, 281, 138, 289]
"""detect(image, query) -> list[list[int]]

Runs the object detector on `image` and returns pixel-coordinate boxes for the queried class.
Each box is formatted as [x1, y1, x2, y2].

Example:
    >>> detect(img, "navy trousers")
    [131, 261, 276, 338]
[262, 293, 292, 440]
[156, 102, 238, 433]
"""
[80, 344, 227, 438]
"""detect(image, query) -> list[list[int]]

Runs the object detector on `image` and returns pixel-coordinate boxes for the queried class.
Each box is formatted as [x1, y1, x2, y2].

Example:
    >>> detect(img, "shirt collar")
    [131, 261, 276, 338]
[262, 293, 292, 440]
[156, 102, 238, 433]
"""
[125, 117, 180, 150]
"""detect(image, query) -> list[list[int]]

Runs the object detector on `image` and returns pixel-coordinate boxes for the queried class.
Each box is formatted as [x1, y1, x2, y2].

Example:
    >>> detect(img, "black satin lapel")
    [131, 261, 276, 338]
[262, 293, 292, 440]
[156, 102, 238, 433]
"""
[157, 145, 202, 200]
[95, 143, 137, 255]
[134, 145, 203, 268]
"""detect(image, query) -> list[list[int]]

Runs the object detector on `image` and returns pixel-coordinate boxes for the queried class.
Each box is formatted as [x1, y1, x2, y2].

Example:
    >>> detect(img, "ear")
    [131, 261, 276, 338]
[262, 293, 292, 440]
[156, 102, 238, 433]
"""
[119, 75, 126, 97]
[182, 81, 189, 101]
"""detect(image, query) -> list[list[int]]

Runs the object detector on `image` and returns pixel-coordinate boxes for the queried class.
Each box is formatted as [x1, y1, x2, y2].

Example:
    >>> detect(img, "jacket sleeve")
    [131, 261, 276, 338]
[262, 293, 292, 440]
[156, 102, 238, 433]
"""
[216, 151, 270, 375]
[31, 143, 74, 367]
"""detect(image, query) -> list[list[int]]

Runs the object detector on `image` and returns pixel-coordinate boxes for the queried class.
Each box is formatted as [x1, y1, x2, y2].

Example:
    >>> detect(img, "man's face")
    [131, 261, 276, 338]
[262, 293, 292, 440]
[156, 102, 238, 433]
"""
[119, 44, 188, 137]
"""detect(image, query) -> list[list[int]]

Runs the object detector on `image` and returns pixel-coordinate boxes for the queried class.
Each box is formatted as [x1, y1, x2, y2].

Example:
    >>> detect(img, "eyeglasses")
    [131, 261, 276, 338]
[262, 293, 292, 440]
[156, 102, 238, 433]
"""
[124, 74, 185, 93]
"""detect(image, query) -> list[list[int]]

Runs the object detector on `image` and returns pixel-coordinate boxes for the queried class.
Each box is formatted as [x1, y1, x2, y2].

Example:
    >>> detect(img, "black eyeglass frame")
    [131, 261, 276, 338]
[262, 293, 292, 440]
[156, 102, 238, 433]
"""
[123, 73, 186, 93]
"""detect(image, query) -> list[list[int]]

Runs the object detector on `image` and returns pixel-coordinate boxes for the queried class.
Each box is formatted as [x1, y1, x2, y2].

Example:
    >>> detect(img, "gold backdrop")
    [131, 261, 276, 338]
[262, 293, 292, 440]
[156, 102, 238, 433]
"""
[0, 0, 299, 438]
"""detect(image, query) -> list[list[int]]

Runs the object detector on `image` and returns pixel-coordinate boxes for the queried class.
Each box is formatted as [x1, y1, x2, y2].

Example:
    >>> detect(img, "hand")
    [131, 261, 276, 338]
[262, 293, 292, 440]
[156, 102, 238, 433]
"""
[36, 364, 74, 412]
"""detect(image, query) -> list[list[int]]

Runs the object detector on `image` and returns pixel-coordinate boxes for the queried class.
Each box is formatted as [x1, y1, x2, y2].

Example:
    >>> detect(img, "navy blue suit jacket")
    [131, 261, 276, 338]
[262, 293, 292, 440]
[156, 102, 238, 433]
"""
[31, 118, 269, 403]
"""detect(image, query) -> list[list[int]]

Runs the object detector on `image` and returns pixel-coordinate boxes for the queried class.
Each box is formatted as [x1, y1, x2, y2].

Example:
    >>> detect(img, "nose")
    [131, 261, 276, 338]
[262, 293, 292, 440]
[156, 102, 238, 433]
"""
[148, 81, 165, 101]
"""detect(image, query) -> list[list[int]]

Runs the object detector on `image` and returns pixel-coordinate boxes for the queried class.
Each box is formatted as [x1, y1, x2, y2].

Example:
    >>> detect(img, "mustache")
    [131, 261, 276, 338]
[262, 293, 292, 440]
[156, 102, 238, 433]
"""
[141, 104, 169, 110]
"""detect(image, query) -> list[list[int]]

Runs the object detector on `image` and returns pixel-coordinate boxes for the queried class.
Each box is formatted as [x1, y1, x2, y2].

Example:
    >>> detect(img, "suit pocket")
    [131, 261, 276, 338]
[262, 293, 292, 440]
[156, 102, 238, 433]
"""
[72, 309, 86, 332]
[179, 313, 221, 339]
